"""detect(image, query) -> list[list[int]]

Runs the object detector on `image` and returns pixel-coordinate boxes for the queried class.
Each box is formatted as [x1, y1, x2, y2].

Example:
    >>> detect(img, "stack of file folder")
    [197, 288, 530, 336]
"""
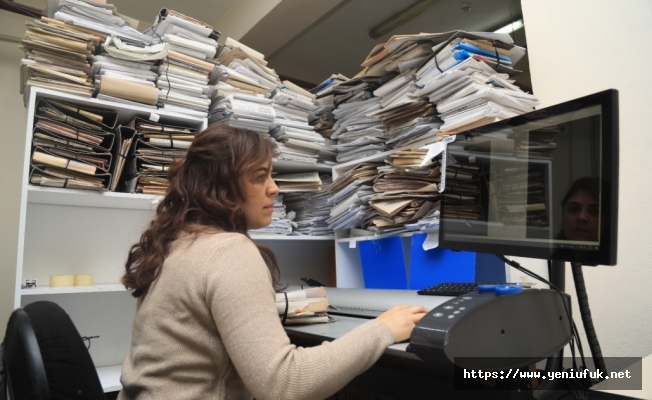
[248, 194, 296, 236]
[362, 151, 442, 234]
[93, 39, 165, 108]
[29, 98, 117, 191]
[325, 163, 381, 231]
[330, 77, 392, 163]
[309, 74, 349, 164]
[150, 9, 220, 117]
[283, 175, 333, 236]
[115, 117, 198, 195]
[19, 16, 103, 100]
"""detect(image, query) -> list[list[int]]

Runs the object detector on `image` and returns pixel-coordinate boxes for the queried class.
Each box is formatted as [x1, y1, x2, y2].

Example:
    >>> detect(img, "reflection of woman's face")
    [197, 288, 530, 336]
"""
[562, 190, 599, 241]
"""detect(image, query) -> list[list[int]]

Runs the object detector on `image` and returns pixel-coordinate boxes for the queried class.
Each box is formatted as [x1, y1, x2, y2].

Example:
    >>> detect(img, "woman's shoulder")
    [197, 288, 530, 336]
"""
[174, 230, 255, 254]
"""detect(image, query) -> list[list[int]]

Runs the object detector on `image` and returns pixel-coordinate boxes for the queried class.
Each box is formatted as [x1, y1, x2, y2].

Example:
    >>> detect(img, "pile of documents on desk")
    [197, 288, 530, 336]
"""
[276, 287, 334, 325]
[29, 98, 117, 191]
[150, 9, 219, 117]
[284, 175, 333, 236]
[325, 163, 381, 231]
[248, 194, 296, 236]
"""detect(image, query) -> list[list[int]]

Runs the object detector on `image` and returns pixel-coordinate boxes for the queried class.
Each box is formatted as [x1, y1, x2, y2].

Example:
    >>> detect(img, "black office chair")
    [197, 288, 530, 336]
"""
[1, 301, 106, 400]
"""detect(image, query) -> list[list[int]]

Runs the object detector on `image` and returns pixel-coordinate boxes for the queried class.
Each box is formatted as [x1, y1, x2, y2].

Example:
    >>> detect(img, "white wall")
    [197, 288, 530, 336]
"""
[522, 0, 652, 363]
[0, 11, 31, 330]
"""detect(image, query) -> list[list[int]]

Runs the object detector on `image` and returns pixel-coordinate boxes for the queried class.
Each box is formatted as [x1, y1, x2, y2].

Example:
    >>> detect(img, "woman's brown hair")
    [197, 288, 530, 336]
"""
[122, 123, 282, 297]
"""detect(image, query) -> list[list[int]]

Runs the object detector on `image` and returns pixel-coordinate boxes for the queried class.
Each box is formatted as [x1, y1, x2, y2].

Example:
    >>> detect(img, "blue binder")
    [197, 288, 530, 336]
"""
[409, 233, 475, 290]
[358, 236, 408, 290]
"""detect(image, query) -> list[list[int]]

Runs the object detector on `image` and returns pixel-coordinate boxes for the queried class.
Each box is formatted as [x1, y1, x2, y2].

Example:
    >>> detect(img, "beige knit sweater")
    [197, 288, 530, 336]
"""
[118, 232, 396, 400]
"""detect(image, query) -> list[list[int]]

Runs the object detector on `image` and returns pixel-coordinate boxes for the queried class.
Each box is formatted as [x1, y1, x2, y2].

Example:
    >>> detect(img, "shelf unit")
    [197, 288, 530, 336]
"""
[13, 88, 336, 392]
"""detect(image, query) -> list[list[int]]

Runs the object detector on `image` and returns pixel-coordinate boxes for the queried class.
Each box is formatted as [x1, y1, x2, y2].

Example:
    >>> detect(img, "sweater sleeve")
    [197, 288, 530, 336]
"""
[203, 234, 396, 400]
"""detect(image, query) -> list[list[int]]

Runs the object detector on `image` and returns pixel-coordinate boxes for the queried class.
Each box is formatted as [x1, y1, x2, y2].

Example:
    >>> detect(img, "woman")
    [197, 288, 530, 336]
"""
[558, 177, 601, 242]
[118, 124, 427, 400]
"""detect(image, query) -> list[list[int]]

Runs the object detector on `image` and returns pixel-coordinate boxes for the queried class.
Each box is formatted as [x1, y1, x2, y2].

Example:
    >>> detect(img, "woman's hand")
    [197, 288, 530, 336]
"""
[376, 304, 428, 342]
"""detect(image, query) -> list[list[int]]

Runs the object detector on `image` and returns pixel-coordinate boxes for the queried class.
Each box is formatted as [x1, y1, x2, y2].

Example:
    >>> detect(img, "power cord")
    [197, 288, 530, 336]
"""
[497, 254, 591, 400]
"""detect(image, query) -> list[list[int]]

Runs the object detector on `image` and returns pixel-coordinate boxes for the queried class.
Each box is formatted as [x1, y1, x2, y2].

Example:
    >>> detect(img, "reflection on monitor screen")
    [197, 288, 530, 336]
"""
[439, 90, 618, 265]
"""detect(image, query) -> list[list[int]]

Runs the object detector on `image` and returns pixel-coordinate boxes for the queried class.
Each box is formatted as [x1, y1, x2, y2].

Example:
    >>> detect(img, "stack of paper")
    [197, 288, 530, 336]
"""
[361, 151, 442, 234]
[414, 35, 540, 135]
[275, 287, 334, 325]
[47, 0, 150, 45]
[325, 163, 381, 231]
[210, 95, 276, 133]
[29, 99, 117, 191]
[19, 17, 100, 99]
[283, 175, 334, 236]
[271, 82, 326, 163]
[309, 74, 349, 164]
[150, 9, 220, 117]
[93, 38, 166, 107]
[124, 117, 198, 195]
[511, 126, 559, 159]
[330, 77, 393, 163]
[248, 194, 296, 236]
[405, 201, 441, 234]
[274, 172, 323, 192]
[209, 38, 279, 130]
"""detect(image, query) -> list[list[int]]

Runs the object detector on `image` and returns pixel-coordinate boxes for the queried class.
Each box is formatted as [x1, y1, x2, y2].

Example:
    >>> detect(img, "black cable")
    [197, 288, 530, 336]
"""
[571, 262, 608, 379]
[497, 254, 591, 398]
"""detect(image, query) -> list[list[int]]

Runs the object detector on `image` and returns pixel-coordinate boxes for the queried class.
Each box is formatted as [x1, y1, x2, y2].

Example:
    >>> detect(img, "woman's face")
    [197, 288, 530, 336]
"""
[562, 189, 600, 242]
[241, 161, 279, 230]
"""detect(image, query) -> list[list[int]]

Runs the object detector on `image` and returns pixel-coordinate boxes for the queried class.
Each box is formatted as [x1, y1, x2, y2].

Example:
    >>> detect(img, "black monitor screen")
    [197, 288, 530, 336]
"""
[439, 89, 618, 265]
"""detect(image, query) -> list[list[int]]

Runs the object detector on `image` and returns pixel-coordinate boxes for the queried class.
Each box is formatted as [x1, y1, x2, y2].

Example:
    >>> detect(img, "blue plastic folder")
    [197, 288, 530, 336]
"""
[358, 236, 408, 289]
[409, 233, 475, 290]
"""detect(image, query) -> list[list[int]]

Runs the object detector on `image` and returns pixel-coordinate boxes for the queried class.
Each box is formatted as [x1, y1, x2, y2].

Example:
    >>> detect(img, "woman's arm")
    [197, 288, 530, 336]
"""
[203, 234, 396, 400]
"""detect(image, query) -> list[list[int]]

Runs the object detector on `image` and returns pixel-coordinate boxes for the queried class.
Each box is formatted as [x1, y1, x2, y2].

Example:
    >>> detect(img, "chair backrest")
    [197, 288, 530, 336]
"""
[2, 301, 106, 400]
[3, 308, 51, 400]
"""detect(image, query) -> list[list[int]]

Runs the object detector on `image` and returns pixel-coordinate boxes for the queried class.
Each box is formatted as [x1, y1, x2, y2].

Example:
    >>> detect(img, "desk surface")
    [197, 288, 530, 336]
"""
[284, 315, 415, 359]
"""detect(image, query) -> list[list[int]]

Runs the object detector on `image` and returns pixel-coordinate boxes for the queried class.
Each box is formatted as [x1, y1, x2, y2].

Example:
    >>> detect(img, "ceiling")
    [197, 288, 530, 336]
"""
[259, 0, 524, 84]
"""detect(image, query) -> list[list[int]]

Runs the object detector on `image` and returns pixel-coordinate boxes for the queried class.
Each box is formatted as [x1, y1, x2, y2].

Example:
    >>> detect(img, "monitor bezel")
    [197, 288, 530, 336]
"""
[438, 89, 619, 266]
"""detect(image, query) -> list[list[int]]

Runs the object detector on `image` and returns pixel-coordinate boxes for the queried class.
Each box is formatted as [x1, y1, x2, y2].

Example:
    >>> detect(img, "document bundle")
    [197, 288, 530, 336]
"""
[150, 9, 220, 117]
[248, 194, 296, 236]
[283, 175, 333, 236]
[325, 163, 381, 231]
[276, 287, 334, 325]
[113, 117, 199, 195]
[29, 98, 117, 191]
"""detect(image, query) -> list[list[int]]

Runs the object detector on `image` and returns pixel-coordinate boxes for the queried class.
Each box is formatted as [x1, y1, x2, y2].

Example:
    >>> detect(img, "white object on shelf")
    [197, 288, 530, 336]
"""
[21, 284, 126, 296]
[96, 364, 122, 393]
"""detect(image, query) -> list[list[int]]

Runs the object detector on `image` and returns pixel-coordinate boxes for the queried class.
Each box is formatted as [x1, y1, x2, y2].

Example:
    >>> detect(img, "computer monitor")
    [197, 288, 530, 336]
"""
[439, 89, 618, 266]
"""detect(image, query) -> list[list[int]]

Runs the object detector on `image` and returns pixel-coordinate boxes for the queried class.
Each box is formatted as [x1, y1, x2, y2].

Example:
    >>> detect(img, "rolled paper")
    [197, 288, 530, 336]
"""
[99, 75, 158, 105]
[50, 274, 74, 287]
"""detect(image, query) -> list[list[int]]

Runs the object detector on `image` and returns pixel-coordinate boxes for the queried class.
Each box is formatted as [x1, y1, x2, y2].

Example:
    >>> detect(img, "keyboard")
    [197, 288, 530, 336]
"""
[417, 282, 511, 296]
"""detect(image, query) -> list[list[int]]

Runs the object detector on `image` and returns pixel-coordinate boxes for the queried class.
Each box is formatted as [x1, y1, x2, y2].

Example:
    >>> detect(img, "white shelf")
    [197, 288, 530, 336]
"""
[97, 364, 122, 393]
[30, 87, 205, 127]
[251, 234, 334, 241]
[336, 231, 420, 244]
[27, 186, 161, 210]
[21, 284, 126, 296]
